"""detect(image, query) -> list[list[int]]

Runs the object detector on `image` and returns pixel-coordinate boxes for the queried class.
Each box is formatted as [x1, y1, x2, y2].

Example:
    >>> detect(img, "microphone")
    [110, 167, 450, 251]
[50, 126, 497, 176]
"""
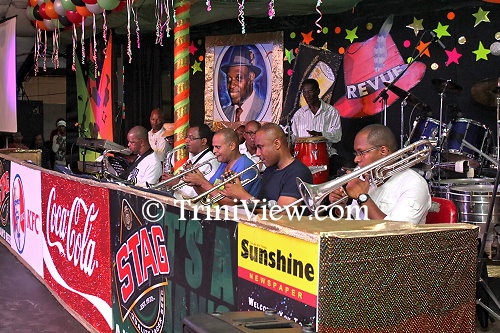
[429, 31, 446, 50]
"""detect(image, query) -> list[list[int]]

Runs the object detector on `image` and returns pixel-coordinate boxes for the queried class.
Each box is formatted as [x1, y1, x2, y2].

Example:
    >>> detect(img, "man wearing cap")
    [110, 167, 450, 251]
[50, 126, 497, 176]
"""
[291, 78, 342, 175]
[221, 46, 265, 122]
[52, 120, 67, 167]
[148, 108, 172, 163]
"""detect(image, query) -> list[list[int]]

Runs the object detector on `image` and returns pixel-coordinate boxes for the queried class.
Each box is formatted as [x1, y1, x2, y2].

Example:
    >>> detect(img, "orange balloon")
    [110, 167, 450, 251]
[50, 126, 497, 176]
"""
[45, 2, 59, 19]
[29, 0, 37, 7]
[76, 5, 92, 17]
[35, 20, 48, 31]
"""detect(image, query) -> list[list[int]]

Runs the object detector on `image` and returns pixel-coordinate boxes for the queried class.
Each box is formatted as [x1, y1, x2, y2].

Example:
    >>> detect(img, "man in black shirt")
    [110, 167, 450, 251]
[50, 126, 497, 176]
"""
[222, 123, 312, 208]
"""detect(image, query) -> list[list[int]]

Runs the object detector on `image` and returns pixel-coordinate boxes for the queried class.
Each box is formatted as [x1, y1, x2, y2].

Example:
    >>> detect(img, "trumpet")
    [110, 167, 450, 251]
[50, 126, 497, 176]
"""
[190, 161, 263, 206]
[296, 139, 432, 213]
[148, 156, 217, 190]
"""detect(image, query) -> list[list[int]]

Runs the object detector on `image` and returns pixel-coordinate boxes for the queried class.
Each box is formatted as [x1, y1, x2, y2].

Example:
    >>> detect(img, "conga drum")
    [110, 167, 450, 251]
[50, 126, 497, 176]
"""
[294, 136, 329, 184]
[430, 178, 495, 199]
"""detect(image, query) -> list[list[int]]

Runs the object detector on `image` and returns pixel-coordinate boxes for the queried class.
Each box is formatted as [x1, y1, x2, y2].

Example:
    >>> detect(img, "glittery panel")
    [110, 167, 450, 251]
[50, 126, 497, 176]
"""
[317, 228, 477, 332]
[204, 32, 283, 129]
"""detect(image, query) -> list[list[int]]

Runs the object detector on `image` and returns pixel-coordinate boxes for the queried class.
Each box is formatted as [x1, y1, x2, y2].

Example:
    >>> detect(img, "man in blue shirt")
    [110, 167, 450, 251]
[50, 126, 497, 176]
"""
[184, 128, 260, 206]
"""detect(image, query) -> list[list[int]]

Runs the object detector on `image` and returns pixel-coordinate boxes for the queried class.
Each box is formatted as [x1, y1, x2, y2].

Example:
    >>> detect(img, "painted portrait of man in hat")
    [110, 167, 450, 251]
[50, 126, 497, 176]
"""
[214, 44, 272, 122]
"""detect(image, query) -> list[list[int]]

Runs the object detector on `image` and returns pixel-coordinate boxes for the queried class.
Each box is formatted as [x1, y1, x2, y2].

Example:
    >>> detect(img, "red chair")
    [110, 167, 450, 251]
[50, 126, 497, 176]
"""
[426, 197, 458, 224]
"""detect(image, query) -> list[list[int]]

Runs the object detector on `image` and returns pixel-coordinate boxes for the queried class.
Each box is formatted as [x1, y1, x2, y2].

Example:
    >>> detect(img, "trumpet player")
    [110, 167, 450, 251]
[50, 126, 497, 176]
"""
[221, 123, 312, 208]
[184, 128, 261, 205]
[161, 124, 220, 198]
[328, 124, 431, 224]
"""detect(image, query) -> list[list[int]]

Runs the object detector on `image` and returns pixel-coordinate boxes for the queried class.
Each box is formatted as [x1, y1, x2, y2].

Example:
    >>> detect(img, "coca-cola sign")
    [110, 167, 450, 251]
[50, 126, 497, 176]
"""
[42, 173, 112, 333]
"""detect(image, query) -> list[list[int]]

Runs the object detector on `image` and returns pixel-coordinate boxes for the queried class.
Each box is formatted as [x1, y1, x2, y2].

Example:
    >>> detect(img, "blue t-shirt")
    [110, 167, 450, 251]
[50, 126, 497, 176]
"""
[258, 159, 312, 201]
[209, 155, 261, 197]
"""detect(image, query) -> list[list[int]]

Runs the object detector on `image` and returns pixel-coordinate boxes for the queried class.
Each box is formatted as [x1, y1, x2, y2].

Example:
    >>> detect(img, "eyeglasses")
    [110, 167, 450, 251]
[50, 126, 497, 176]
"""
[353, 146, 382, 157]
[187, 136, 202, 141]
[245, 131, 257, 136]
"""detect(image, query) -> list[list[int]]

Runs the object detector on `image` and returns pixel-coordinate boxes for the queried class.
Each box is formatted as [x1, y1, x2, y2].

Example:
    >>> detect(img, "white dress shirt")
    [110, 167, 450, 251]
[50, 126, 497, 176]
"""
[291, 99, 342, 155]
[148, 127, 172, 162]
[175, 149, 220, 199]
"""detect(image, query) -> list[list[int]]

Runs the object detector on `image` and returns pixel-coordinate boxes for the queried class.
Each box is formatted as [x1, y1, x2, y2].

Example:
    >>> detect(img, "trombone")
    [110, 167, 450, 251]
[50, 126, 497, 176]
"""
[148, 156, 217, 191]
[296, 139, 432, 214]
[190, 161, 263, 206]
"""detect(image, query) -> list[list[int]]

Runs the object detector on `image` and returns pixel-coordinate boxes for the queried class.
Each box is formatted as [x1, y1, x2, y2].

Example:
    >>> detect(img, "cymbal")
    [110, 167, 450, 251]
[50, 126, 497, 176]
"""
[383, 82, 429, 110]
[431, 78, 463, 93]
[471, 77, 500, 108]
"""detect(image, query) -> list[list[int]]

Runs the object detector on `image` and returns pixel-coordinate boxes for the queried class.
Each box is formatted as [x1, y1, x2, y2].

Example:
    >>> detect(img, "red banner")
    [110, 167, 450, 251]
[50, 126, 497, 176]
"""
[42, 174, 112, 332]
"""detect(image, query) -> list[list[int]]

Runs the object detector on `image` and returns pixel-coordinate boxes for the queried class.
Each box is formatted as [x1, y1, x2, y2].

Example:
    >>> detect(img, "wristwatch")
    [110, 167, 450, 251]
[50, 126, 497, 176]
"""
[246, 197, 257, 205]
[356, 193, 370, 205]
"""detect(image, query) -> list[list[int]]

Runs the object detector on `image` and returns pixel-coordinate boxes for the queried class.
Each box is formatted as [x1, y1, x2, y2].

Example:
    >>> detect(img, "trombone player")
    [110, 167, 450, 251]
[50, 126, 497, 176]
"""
[183, 128, 261, 206]
[328, 124, 431, 224]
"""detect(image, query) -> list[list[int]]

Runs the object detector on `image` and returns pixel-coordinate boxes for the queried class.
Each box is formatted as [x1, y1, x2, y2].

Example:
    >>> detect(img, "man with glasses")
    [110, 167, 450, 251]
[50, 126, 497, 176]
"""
[291, 79, 343, 176]
[161, 124, 220, 198]
[329, 124, 431, 224]
[239, 121, 266, 173]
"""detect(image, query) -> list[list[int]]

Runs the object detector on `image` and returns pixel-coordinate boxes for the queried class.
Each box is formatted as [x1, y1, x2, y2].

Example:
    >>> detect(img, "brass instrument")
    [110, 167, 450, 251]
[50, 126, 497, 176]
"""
[190, 161, 263, 206]
[296, 140, 432, 213]
[148, 156, 217, 190]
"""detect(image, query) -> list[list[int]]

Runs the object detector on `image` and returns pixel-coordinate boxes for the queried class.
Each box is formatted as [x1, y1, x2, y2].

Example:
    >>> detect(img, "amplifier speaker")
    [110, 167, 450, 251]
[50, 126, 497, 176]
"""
[183, 311, 309, 333]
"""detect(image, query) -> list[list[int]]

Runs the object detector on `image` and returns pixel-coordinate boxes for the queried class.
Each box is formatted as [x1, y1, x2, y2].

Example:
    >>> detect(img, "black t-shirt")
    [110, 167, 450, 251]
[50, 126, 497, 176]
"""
[258, 159, 313, 201]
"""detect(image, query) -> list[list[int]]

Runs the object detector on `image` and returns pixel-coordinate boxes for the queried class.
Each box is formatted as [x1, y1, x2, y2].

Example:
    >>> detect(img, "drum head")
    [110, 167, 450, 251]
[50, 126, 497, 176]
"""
[295, 136, 327, 143]
[450, 184, 500, 195]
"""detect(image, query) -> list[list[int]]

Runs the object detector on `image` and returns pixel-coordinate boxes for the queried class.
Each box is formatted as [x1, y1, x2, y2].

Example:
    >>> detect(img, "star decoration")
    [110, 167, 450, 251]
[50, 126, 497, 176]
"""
[284, 49, 295, 64]
[191, 61, 202, 74]
[445, 48, 462, 66]
[472, 7, 490, 27]
[189, 41, 198, 55]
[406, 17, 424, 36]
[433, 22, 450, 39]
[472, 41, 490, 61]
[345, 27, 358, 43]
[301, 31, 314, 44]
[415, 40, 431, 57]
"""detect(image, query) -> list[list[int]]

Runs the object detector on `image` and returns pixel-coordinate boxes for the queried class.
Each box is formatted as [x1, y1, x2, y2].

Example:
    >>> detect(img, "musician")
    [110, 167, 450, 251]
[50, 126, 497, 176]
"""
[239, 121, 265, 172]
[236, 124, 246, 145]
[291, 79, 342, 175]
[148, 108, 171, 162]
[162, 124, 220, 198]
[123, 126, 162, 186]
[328, 124, 431, 224]
[184, 128, 260, 205]
[222, 123, 312, 207]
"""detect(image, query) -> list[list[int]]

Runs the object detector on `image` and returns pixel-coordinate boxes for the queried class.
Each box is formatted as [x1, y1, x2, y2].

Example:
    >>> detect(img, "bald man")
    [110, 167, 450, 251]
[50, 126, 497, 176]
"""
[239, 120, 266, 172]
[222, 123, 312, 207]
[148, 108, 171, 162]
[184, 128, 260, 205]
[123, 126, 162, 186]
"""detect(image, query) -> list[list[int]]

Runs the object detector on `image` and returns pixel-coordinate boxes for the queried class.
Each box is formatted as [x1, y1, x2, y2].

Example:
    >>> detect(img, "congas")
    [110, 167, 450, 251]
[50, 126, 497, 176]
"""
[406, 117, 445, 146]
[449, 184, 500, 255]
[294, 136, 329, 184]
[430, 178, 495, 199]
[443, 118, 490, 167]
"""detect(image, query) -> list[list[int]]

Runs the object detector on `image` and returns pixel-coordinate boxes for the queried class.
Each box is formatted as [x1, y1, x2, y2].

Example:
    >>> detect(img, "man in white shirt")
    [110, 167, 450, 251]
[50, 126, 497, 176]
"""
[148, 108, 171, 162]
[291, 79, 342, 175]
[239, 120, 265, 173]
[329, 124, 431, 224]
[161, 124, 220, 198]
[125, 126, 162, 186]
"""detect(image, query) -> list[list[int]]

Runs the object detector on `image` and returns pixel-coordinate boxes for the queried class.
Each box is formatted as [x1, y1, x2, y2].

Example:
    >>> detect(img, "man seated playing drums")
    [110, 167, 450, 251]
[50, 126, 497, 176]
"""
[291, 78, 342, 176]
[184, 128, 261, 206]
[221, 123, 312, 208]
[328, 124, 431, 224]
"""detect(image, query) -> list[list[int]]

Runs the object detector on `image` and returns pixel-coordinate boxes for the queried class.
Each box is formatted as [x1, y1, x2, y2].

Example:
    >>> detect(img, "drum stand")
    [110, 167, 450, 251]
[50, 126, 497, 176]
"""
[435, 81, 450, 185]
[399, 97, 408, 148]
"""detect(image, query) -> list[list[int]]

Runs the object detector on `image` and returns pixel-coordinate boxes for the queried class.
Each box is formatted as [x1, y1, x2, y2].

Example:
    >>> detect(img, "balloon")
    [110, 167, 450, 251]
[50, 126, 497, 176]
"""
[53, 0, 66, 16]
[66, 10, 82, 24]
[71, 0, 86, 6]
[29, 0, 37, 7]
[58, 15, 72, 27]
[84, 16, 93, 26]
[26, 6, 35, 21]
[97, 0, 119, 11]
[76, 5, 92, 17]
[112, 0, 126, 12]
[51, 18, 62, 29]
[37, 0, 44, 6]
[61, 0, 76, 11]
[86, 3, 103, 14]
[33, 5, 44, 20]
[43, 19, 55, 30]
[82, 0, 97, 4]
[39, 3, 50, 19]
[35, 20, 48, 30]
[45, 1, 59, 19]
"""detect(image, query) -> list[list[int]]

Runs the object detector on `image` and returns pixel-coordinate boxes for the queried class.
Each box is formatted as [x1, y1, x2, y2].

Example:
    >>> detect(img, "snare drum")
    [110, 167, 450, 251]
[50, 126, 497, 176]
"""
[406, 117, 445, 146]
[443, 118, 490, 166]
[294, 136, 329, 184]
[430, 178, 495, 199]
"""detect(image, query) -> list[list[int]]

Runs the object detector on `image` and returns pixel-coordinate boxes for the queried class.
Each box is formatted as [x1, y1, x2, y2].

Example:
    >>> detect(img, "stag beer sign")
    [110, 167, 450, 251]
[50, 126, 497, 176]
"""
[42, 173, 112, 332]
[10, 163, 43, 276]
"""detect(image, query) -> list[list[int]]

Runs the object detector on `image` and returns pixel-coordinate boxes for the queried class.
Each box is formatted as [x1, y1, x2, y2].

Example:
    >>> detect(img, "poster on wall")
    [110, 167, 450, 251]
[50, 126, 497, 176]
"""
[9, 163, 43, 276]
[205, 32, 283, 129]
[42, 173, 112, 332]
[238, 224, 319, 326]
[0, 156, 10, 243]
[110, 192, 238, 333]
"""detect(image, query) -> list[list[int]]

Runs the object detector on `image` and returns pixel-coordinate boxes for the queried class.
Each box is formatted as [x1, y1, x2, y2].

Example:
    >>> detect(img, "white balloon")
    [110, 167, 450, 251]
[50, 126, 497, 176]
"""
[37, 0, 44, 6]
[53, 0, 66, 16]
[44, 19, 56, 31]
[86, 3, 104, 14]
